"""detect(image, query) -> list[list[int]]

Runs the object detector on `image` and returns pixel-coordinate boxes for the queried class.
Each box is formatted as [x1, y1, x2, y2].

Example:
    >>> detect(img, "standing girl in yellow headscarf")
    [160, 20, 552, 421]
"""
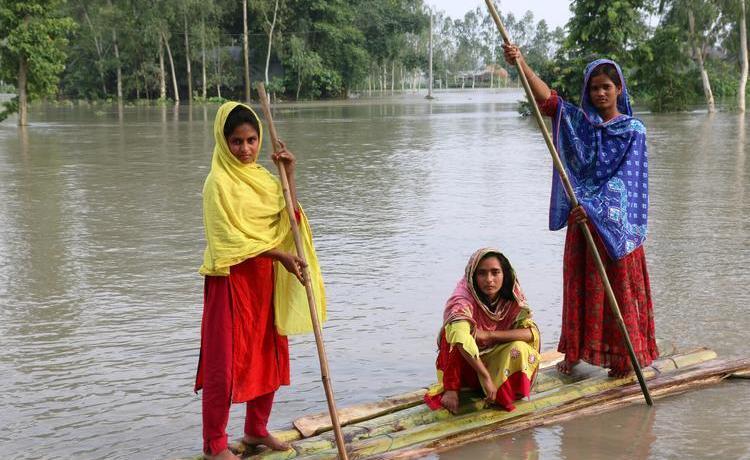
[194, 102, 326, 460]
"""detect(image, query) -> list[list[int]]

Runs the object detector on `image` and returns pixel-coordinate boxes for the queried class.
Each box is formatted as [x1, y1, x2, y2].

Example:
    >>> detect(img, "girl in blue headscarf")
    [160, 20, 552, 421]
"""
[503, 45, 658, 378]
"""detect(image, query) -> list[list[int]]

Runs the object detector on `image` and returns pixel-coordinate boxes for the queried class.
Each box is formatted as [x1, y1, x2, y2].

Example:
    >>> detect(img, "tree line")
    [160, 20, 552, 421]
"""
[1, 0, 749, 125]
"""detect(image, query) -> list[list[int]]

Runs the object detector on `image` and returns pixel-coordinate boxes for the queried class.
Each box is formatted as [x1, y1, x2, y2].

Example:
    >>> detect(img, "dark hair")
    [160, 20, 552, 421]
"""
[223, 106, 260, 139]
[473, 252, 516, 303]
[588, 63, 622, 89]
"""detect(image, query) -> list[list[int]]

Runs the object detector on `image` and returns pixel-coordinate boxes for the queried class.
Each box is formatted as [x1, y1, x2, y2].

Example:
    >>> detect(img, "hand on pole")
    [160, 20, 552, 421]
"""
[271, 139, 296, 174]
[502, 43, 522, 66]
[571, 205, 588, 224]
[278, 251, 307, 284]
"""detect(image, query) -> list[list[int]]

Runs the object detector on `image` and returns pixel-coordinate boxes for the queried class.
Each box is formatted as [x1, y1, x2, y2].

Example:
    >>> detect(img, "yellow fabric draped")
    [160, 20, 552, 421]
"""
[444, 321, 479, 359]
[199, 101, 326, 335]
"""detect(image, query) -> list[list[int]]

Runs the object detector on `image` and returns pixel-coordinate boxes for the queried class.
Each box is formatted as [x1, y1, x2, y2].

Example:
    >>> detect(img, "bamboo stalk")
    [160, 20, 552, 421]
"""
[483, 0, 653, 406]
[293, 349, 563, 438]
[307, 353, 736, 460]
[376, 359, 750, 460]
[250, 348, 713, 460]
[323, 351, 712, 459]
[256, 82, 349, 460]
[293, 340, 674, 439]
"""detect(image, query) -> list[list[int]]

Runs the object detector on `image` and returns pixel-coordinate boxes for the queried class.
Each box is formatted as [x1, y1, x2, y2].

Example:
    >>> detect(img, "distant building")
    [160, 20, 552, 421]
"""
[456, 64, 510, 88]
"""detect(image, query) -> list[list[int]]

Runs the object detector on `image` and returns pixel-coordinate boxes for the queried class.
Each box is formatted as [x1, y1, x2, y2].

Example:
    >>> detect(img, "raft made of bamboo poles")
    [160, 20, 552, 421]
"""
[182, 343, 748, 460]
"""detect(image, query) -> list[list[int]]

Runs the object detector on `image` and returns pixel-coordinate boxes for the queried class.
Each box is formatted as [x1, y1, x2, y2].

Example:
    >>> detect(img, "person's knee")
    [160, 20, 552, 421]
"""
[509, 340, 533, 350]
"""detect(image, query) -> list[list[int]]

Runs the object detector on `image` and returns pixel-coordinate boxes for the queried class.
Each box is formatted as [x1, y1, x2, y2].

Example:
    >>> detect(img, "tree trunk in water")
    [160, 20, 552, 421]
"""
[215, 40, 222, 98]
[740, 0, 748, 113]
[688, 9, 715, 113]
[112, 28, 123, 101]
[391, 60, 396, 95]
[83, 8, 107, 96]
[201, 18, 207, 99]
[162, 31, 180, 102]
[296, 62, 302, 100]
[427, 13, 433, 98]
[17, 55, 28, 126]
[265, 0, 279, 86]
[242, 0, 251, 102]
[106, 0, 121, 100]
[184, 8, 193, 102]
[159, 38, 167, 100]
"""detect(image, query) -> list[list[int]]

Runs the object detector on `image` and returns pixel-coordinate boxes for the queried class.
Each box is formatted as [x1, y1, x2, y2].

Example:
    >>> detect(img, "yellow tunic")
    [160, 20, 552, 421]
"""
[427, 309, 541, 399]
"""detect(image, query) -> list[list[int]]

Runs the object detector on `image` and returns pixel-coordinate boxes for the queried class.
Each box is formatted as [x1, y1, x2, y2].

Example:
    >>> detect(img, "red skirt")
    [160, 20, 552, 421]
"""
[195, 256, 290, 402]
[557, 219, 658, 372]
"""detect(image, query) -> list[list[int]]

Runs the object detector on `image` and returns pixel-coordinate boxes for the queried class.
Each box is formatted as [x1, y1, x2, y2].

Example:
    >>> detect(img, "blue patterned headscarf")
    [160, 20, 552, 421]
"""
[549, 59, 648, 260]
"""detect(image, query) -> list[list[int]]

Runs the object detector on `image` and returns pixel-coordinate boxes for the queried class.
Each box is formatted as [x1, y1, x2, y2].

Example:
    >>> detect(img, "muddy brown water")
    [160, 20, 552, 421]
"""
[0, 90, 748, 459]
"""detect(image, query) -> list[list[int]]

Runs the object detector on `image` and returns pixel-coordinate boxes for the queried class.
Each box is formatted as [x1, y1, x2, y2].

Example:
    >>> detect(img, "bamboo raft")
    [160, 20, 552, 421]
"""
[185, 342, 749, 460]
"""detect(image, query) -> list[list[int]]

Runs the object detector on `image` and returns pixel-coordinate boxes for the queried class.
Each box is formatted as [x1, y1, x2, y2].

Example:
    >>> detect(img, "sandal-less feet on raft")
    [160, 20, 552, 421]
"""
[608, 367, 635, 379]
[242, 434, 291, 451]
[556, 359, 580, 375]
[441, 390, 460, 414]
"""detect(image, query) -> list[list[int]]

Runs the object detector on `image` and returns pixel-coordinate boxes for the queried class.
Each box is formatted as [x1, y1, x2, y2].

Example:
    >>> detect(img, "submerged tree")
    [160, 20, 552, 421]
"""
[0, 1, 75, 125]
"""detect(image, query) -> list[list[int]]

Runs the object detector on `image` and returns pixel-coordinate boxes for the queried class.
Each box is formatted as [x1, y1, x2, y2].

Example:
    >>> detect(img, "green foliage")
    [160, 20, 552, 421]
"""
[548, 0, 651, 104]
[4, 0, 746, 107]
[0, 97, 19, 122]
[706, 58, 739, 98]
[0, 1, 76, 112]
[632, 24, 698, 111]
[564, 0, 651, 62]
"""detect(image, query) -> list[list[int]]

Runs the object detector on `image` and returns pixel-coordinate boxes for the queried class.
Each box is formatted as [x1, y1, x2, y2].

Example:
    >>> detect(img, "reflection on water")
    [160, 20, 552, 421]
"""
[438, 404, 655, 460]
[0, 91, 748, 459]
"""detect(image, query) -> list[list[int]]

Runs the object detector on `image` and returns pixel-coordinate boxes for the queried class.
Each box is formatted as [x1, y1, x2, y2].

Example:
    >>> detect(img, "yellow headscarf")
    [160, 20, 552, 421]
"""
[199, 101, 326, 335]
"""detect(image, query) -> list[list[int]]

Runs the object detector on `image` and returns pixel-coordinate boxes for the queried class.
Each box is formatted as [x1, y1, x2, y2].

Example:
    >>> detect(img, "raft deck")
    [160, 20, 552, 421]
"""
[186, 342, 749, 460]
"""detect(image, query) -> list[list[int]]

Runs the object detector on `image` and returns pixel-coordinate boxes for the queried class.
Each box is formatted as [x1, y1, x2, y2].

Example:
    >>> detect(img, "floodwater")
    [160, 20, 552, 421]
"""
[0, 90, 748, 459]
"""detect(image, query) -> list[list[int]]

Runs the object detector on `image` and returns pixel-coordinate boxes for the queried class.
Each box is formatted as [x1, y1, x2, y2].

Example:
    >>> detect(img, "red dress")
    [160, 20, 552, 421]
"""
[195, 256, 290, 401]
[195, 256, 290, 455]
[539, 93, 659, 372]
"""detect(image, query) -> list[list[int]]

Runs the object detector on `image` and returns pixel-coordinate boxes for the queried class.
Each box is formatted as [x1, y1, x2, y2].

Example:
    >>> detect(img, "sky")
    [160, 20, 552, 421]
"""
[423, 0, 572, 31]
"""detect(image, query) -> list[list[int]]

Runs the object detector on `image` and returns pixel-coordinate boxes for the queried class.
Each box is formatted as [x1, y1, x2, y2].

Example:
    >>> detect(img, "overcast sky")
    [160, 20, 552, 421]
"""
[423, 0, 572, 30]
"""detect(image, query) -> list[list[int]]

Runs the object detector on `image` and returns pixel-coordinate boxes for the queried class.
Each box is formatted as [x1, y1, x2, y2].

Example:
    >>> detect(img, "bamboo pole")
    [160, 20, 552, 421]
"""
[483, 0, 653, 406]
[251, 348, 711, 460]
[292, 340, 672, 441]
[376, 358, 750, 460]
[298, 352, 732, 460]
[293, 348, 565, 438]
[256, 82, 349, 460]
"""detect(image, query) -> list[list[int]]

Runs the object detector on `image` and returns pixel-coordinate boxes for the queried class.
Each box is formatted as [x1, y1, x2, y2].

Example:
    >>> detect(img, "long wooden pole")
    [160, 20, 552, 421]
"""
[256, 82, 350, 459]
[483, 0, 653, 406]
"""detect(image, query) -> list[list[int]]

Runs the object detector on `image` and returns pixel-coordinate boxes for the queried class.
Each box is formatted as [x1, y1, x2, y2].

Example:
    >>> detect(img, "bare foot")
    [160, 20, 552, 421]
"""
[556, 359, 580, 375]
[608, 368, 634, 379]
[242, 433, 291, 451]
[205, 449, 240, 460]
[441, 390, 459, 414]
